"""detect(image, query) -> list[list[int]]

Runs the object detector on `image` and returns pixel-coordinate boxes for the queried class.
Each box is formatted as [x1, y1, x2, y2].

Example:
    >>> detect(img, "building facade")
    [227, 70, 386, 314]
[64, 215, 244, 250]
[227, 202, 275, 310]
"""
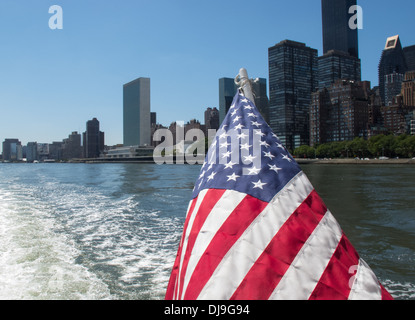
[2, 139, 22, 161]
[318, 49, 361, 89]
[402, 71, 415, 107]
[83, 118, 104, 158]
[310, 80, 370, 146]
[268, 40, 318, 150]
[378, 35, 408, 105]
[321, 0, 359, 58]
[26, 142, 38, 162]
[123, 77, 151, 147]
[219, 78, 238, 124]
[404, 45, 415, 72]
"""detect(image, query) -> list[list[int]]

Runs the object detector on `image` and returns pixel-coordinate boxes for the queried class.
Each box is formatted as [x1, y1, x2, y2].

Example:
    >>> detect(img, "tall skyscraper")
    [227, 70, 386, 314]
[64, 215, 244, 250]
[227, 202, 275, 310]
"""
[318, 50, 361, 89]
[2, 139, 22, 161]
[268, 40, 318, 151]
[321, 0, 359, 58]
[219, 78, 238, 124]
[83, 118, 104, 158]
[378, 35, 408, 105]
[403, 45, 415, 71]
[123, 77, 151, 147]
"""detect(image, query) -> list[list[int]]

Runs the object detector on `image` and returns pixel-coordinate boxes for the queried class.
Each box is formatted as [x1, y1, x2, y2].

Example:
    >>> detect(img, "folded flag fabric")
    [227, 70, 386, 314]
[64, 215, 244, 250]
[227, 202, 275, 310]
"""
[165, 91, 393, 300]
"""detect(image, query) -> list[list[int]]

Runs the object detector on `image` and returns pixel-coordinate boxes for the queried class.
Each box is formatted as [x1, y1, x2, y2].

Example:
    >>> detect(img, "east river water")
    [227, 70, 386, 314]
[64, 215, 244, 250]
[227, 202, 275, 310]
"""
[0, 162, 414, 300]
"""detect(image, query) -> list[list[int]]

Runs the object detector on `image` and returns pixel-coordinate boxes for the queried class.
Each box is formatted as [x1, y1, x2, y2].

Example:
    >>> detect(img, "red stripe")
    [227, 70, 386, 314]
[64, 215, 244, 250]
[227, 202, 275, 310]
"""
[309, 235, 360, 300]
[183, 194, 268, 300]
[230, 190, 327, 300]
[177, 189, 227, 300]
[381, 284, 394, 300]
[165, 198, 198, 300]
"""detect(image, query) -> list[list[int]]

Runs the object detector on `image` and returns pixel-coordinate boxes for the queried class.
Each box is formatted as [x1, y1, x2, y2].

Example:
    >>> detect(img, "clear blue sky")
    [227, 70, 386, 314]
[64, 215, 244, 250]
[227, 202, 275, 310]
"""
[0, 0, 414, 151]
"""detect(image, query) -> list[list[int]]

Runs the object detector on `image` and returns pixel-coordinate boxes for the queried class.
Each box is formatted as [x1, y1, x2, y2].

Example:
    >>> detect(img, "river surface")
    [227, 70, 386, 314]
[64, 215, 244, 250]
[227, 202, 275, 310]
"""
[0, 163, 414, 300]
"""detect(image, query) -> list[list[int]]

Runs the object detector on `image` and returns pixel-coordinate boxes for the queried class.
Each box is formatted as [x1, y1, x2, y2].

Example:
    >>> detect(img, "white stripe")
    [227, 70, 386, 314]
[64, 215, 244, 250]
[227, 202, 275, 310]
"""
[348, 258, 382, 300]
[197, 171, 314, 300]
[269, 210, 343, 300]
[180, 189, 246, 299]
[175, 189, 209, 299]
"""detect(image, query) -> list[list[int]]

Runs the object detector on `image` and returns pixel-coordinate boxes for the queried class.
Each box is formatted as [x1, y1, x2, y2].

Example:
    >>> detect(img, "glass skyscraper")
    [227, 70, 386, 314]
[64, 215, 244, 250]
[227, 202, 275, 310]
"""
[123, 77, 151, 147]
[318, 50, 361, 89]
[268, 40, 318, 151]
[321, 0, 359, 58]
[378, 35, 408, 105]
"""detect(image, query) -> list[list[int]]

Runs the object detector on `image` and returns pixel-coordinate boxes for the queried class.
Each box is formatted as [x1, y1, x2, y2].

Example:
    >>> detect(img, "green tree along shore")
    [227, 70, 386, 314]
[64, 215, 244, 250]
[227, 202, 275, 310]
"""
[293, 134, 415, 159]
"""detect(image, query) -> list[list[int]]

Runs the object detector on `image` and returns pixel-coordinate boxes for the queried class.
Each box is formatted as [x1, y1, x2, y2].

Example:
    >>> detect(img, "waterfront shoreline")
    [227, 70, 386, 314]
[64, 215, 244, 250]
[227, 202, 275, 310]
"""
[295, 158, 415, 165]
[2, 157, 415, 165]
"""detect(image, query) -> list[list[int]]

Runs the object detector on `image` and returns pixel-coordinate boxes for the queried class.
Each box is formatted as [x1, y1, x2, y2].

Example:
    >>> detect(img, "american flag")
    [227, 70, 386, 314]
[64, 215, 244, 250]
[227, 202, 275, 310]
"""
[165, 91, 393, 300]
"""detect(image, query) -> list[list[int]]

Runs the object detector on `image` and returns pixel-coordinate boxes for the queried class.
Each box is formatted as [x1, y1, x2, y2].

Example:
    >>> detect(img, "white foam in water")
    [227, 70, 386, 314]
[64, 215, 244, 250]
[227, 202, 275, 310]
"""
[0, 168, 184, 300]
[0, 189, 112, 300]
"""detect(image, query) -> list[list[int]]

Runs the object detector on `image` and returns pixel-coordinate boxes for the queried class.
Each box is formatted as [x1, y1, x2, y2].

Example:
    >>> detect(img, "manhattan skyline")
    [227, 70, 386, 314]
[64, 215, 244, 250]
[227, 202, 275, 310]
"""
[1, 0, 414, 152]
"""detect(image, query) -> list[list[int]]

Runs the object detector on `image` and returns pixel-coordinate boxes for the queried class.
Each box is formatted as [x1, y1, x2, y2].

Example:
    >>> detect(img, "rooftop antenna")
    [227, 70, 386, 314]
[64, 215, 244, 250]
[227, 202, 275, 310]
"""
[234, 68, 255, 106]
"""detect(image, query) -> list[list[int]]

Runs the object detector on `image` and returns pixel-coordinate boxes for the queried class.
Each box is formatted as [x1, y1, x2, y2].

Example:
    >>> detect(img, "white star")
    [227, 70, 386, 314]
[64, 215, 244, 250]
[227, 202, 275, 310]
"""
[247, 113, 256, 118]
[244, 154, 256, 163]
[252, 179, 267, 189]
[240, 98, 248, 103]
[260, 141, 270, 148]
[263, 151, 275, 160]
[199, 170, 206, 179]
[240, 143, 251, 151]
[220, 141, 230, 148]
[222, 151, 231, 159]
[276, 143, 285, 149]
[207, 172, 217, 181]
[234, 123, 245, 130]
[229, 103, 236, 109]
[282, 154, 292, 162]
[254, 129, 265, 137]
[207, 163, 214, 171]
[272, 133, 278, 139]
[219, 131, 229, 140]
[227, 173, 240, 182]
[237, 132, 248, 140]
[268, 164, 282, 173]
[232, 116, 241, 123]
[244, 105, 254, 110]
[231, 109, 238, 116]
[251, 121, 261, 127]
[224, 161, 236, 169]
[248, 166, 261, 175]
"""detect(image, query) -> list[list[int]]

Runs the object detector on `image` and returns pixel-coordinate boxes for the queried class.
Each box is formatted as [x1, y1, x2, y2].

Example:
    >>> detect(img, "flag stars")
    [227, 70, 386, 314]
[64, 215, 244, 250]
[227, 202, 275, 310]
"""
[263, 151, 275, 160]
[237, 132, 248, 140]
[282, 154, 293, 162]
[254, 130, 265, 137]
[268, 164, 282, 174]
[221, 151, 231, 159]
[244, 154, 256, 163]
[248, 166, 261, 175]
[232, 116, 241, 123]
[251, 121, 261, 127]
[224, 161, 236, 169]
[247, 113, 256, 118]
[260, 141, 270, 148]
[240, 143, 251, 151]
[226, 173, 240, 182]
[207, 172, 217, 181]
[252, 179, 267, 189]
[234, 123, 244, 130]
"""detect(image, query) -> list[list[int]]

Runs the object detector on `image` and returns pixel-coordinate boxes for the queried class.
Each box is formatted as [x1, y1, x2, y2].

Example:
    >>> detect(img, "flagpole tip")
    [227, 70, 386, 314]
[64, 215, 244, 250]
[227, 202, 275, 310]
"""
[235, 68, 255, 105]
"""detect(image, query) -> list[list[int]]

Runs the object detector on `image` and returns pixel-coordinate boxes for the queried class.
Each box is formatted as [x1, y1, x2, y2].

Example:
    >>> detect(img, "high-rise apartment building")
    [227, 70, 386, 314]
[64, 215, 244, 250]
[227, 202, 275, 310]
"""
[2, 139, 22, 161]
[321, 0, 359, 58]
[310, 80, 370, 146]
[404, 45, 415, 71]
[83, 118, 104, 158]
[219, 78, 238, 124]
[123, 77, 151, 147]
[378, 35, 408, 105]
[268, 40, 318, 150]
[26, 142, 38, 162]
[402, 71, 415, 107]
[318, 50, 361, 89]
